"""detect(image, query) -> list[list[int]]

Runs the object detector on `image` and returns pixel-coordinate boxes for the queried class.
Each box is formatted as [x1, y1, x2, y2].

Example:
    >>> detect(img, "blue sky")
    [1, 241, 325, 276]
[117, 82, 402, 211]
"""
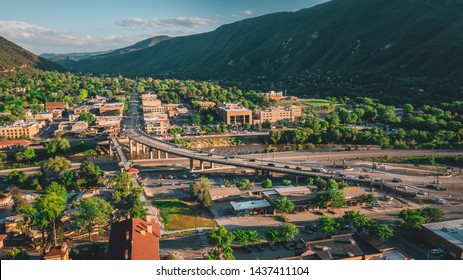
[0, 0, 329, 54]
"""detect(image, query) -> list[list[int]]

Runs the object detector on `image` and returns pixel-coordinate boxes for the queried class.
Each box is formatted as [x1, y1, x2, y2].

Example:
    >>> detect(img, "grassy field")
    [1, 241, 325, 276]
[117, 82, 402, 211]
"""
[152, 199, 216, 230]
[297, 99, 333, 107]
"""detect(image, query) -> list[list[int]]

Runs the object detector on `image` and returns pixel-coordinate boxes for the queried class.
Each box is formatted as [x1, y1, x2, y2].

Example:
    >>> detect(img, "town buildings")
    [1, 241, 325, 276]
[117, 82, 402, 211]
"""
[45, 102, 69, 112]
[254, 106, 302, 123]
[218, 103, 253, 125]
[0, 121, 42, 139]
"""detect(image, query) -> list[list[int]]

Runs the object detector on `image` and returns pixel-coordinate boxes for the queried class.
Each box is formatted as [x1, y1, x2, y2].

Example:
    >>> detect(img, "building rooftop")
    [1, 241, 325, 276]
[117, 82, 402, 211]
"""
[342, 187, 366, 199]
[230, 199, 271, 211]
[304, 233, 381, 260]
[107, 216, 161, 260]
[423, 219, 463, 250]
[209, 187, 241, 199]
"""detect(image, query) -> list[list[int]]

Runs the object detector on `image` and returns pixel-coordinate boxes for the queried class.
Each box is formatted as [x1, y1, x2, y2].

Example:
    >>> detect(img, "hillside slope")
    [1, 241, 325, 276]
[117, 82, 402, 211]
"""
[69, 0, 463, 78]
[0, 36, 65, 74]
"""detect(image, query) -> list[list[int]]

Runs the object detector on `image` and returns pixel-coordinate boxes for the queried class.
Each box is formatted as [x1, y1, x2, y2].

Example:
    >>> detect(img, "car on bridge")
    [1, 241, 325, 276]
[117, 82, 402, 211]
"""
[268, 163, 276, 167]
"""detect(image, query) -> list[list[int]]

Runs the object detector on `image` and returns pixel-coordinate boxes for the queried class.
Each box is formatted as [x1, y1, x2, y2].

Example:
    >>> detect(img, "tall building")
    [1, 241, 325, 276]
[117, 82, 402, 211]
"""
[107, 216, 161, 260]
[218, 103, 253, 125]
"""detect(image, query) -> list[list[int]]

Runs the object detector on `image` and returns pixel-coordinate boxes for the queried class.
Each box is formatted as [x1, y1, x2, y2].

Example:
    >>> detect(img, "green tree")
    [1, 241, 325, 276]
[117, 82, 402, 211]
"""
[74, 197, 113, 241]
[7, 170, 29, 187]
[233, 229, 249, 246]
[14, 147, 36, 162]
[79, 160, 103, 185]
[362, 194, 378, 206]
[343, 211, 369, 231]
[318, 216, 339, 237]
[368, 222, 393, 240]
[247, 230, 261, 246]
[6, 248, 29, 260]
[419, 207, 445, 223]
[268, 130, 282, 144]
[78, 112, 96, 126]
[282, 179, 292, 186]
[190, 177, 212, 207]
[208, 226, 235, 260]
[262, 178, 273, 188]
[42, 156, 71, 176]
[236, 179, 253, 190]
[60, 170, 78, 191]
[274, 197, 295, 215]
[266, 229, 280, 244]
[35, 183, 67, 246]
[44, 137, 70, 155]
[278, 223, 299, 242]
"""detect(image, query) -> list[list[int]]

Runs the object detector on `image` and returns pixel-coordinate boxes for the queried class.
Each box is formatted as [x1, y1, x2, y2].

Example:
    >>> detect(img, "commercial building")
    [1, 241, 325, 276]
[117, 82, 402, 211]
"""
[422, 219, 463, 259]
[144, 113, 169, 135]
[230, 199, 271, 216]
[99, 103, 125, 116]
[209, 187, 241, 202]
[254, 106, 302, 123]
[107, 216, 161, 260]
[142, 105, 165, 113]
[141, 93, 159, 102]
[218, 103, 253, 125]
[263, 186, 317, 212]
[0, 140, 30, 149]
[45, 102, 69, 112]
[0, 121, 41, 139]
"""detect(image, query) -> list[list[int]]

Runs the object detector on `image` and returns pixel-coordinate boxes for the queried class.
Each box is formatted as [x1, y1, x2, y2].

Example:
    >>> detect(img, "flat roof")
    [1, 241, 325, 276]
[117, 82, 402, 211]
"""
[209, 187, 241, 198]
[230, 199, 271, 211]
[275, 186, 312, 196]
[423, 219, 463, 250]
[305, 233, 381, 260]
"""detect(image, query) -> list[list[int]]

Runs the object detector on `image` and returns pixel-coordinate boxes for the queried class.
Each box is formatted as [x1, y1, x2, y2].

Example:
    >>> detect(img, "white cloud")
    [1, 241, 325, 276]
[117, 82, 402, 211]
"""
[232, 9, 253, 18]
[115, 17, 215, 29]
[0, 20, 150, 54]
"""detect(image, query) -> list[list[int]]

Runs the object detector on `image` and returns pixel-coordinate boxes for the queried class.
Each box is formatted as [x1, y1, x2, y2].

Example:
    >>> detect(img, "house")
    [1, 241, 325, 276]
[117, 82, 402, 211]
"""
[43, 243, 70, 260]
[209, 187, 241, 202]
[45, 102, 69, 112]
[197, 101, 216, 108]
[107, 216, 161, 260]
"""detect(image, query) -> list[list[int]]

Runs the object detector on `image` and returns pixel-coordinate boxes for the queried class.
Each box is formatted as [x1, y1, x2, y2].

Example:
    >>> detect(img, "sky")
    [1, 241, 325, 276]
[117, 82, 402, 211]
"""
[0, 0, 329, 55]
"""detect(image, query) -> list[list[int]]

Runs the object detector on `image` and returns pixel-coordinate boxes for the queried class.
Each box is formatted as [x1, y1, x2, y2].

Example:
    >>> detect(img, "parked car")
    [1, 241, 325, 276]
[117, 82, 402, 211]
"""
[397, 185, 408, 189]
[418, 190, 427, 195]
[392, 178, 404, 183]
[295, 167, 302, 170]
[372, 201, 382, 207]
[249, 159, 256, 162]
[430, 248, 444, 255]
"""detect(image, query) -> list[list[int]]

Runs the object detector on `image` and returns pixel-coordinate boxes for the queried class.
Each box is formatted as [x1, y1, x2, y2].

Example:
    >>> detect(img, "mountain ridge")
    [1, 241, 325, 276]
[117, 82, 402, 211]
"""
[63, 0, 463, 79]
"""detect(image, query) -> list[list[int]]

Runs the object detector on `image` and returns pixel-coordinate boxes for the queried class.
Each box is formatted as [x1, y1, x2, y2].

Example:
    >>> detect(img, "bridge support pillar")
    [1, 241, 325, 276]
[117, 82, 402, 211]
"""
[165, 152, 169, 159]
[190, 158, 194, 171]
[135, 141, 140, 153]
[210, 162, 214, 169]
[156, 150, 161, 159]
[199, 160, 204, 170]
[109, 142, 112, 155]
[129, 139, 133, 153]
[149, 149, 154, 160]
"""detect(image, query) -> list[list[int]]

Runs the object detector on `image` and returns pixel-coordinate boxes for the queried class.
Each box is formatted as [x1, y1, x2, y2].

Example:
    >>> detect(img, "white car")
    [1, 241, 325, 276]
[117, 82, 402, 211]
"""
[371, 201, 382, 207]
[418, 190, 427, 195]
[430, 248, 444, 255]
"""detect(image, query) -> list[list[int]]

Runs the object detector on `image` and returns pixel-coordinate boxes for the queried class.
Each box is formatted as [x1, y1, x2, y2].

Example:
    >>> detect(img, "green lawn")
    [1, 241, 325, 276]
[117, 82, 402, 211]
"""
[297, 99, 333, 107]
[152, 199, 216, 230]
